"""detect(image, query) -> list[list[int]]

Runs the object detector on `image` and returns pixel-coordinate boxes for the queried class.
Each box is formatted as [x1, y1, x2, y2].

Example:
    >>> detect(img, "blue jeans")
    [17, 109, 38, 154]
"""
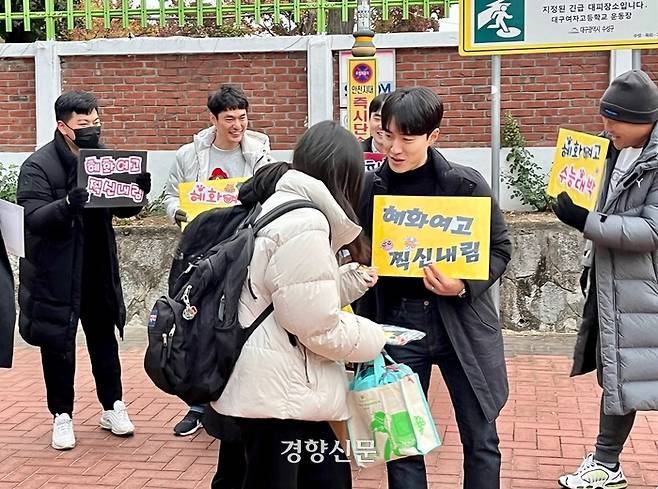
[383, 298, 501, 489]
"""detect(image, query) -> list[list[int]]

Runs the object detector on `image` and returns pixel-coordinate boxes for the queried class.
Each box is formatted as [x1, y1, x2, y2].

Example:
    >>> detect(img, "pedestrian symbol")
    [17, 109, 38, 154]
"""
[474, 0, 524, 43]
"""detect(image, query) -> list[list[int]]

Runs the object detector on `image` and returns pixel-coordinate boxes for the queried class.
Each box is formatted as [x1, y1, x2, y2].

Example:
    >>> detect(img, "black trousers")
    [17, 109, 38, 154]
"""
[594, 334, 636, 464]
[40, 301, 122, 416]
[211, 441, 246, 489]
[383, 298, 501, 489]
[238, 418, 351, 489]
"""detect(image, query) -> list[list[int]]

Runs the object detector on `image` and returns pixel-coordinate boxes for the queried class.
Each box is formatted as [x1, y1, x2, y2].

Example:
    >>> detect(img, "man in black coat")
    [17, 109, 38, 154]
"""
[0, 230, 15, 369]
[356, 88, 512, 489]
[17, 91, 151, 450]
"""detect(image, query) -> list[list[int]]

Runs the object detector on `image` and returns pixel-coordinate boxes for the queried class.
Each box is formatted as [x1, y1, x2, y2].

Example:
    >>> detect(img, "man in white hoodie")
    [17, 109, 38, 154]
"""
[164, 85, 274, 444]
[164, 84, 274, 226]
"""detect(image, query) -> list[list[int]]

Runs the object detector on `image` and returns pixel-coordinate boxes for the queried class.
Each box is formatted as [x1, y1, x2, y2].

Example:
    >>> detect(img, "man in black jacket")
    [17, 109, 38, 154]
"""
[356, 88, 511, 489]
[17, 91, 151, 450]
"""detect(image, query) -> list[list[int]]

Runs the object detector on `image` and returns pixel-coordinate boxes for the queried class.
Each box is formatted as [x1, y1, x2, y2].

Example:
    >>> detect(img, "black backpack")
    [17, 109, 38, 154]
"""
[167, 203, 252, 298]
[144, 199, 323, 405]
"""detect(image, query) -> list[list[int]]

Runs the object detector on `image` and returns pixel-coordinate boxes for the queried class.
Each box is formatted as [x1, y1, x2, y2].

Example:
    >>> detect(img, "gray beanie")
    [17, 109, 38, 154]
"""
[600, 69, 658, 124]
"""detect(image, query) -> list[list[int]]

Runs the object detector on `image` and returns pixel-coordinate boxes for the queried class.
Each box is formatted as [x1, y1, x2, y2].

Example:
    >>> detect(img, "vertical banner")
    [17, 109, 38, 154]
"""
[348, 57, 378, 141]
[547, 128, 609, 211]
[77, 149, 147, 208]
[372, 196, 491, 280]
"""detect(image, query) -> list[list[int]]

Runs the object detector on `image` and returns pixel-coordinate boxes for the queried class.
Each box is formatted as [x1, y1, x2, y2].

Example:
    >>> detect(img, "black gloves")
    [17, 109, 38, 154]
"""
[66, 187, 89, 212]
[552, 192, 589, 232]
[135, 172, 151, 194]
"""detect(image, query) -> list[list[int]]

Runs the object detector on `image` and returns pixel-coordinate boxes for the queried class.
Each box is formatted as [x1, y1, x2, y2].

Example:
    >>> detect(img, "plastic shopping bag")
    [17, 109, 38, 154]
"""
[346, 353, 441, 467]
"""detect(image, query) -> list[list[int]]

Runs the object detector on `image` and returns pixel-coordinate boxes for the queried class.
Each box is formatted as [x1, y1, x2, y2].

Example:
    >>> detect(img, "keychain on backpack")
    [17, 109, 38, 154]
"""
[181, 285, 198, 320]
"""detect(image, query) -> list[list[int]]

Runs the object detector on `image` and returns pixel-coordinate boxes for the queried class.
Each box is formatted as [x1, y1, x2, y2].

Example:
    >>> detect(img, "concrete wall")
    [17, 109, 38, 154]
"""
[115, 215, 585, 332]
[501, 215, 583, 332]
[5, 213, 582, 332]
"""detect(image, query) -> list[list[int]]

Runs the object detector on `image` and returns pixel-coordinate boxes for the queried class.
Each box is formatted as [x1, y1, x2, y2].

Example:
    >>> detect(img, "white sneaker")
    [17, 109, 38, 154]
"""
[559, 453, 628, 488]
[52, 413, 75, 450]
[99, 400, 135, 436]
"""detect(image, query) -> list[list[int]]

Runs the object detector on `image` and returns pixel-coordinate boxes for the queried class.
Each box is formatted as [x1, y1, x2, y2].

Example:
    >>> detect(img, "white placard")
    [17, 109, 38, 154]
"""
[0, 199, 25, 258]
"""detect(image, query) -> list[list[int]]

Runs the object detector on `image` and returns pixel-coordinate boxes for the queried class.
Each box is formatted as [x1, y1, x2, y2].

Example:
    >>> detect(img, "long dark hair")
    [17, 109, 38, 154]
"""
[292, 121, 370, 263]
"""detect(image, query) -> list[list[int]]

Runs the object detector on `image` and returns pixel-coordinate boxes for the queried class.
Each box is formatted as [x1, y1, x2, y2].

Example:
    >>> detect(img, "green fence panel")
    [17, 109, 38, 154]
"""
[5, 0, 458, 39]
[195, 0, 202, 26]
[292, 0, 300, 23]
[177, 0, 185, 26]
[22, 0, 30, 31]
[234, 0, 241, 25]
[45, 0, 55, 39]
[4, 0, 12, 33]
[140, 0, 147, 27]
[83, 0, 92, 29]
[215, 0, 223, 25]
[103, 0, 110, 28]
[273, 0, 279, 24]
[121, 0, 129, 28]
[66, 0, 74, 30]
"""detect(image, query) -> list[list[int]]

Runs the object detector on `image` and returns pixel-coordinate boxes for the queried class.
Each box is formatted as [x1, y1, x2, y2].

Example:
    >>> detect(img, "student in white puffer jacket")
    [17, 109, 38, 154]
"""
[214, 121, 386, 489]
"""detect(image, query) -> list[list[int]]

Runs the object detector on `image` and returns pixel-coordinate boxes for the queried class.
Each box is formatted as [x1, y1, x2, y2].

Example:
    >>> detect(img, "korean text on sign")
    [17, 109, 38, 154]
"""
[547, 128, 609, 211]
[179, 178, 247, 226]
[371, 196, 491, 280]
[348, 57, 377, 141]
[77, 149, 147, 208]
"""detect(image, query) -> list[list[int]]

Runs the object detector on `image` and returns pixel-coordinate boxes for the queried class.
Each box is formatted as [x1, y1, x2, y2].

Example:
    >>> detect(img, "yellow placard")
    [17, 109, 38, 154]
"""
[372, 196, 491, 280]
[179, 178, 247, 225]
[348, 57, 377, 141]
[547, 129, 609, 211]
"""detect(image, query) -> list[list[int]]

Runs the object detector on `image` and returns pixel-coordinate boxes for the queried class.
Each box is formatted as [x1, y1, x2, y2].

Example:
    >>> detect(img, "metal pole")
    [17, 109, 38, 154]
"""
[632, 49, 642, 70]
[491, 55, 502, 314]
[491, 54, 501, 202]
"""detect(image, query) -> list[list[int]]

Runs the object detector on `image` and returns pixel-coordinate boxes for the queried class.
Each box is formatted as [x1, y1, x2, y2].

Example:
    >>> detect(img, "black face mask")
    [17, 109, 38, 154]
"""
[66, 125, 101, 149]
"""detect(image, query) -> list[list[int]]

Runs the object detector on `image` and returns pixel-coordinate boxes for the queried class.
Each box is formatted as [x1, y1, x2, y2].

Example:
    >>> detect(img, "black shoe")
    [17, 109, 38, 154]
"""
[173, 409, 204, 436]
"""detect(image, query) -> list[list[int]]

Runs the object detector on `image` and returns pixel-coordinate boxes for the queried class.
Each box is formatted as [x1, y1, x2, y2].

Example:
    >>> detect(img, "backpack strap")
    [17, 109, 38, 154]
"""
[244, 303, 274, 342]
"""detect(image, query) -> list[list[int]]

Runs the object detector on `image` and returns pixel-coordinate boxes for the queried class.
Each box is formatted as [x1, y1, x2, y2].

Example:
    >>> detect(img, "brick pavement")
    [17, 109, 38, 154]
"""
[0, 334, 657, 489]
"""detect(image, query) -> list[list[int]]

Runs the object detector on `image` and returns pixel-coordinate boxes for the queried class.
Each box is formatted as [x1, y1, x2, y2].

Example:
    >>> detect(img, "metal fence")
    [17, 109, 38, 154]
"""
[2, 0, 458, 40]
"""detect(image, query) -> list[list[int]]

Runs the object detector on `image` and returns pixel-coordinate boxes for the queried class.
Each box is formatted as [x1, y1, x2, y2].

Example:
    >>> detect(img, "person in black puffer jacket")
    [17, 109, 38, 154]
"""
[17, 91, 150, 450]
